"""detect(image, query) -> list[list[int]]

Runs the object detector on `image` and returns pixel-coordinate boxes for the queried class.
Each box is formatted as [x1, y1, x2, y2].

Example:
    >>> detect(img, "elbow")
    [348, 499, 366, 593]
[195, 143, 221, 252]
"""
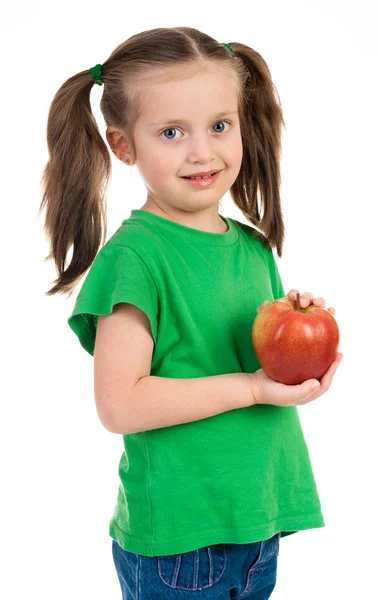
[100, 412, 132, 435]
[96, 404, 133, 436]
[94, 388, 134, 435]
[102, 420, 123, 435]
[95, 383, 144, 436]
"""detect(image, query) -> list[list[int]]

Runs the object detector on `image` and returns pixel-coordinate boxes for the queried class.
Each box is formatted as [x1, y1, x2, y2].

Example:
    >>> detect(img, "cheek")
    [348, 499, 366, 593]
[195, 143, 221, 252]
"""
[233, 134, 244, 162]
[139, 149, 173, 183]
[234, 146, 244, 172]
[221, 130, 243, 169]
[150, 160, 175, 184]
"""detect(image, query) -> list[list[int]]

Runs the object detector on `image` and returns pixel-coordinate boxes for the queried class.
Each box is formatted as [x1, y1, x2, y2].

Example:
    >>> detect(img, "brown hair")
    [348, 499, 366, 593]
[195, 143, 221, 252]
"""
[39, 26, 285, 297]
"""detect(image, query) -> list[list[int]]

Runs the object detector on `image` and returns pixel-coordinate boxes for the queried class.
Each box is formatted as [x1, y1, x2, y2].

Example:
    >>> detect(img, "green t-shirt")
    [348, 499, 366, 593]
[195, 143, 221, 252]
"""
[67, 209, 324, 557]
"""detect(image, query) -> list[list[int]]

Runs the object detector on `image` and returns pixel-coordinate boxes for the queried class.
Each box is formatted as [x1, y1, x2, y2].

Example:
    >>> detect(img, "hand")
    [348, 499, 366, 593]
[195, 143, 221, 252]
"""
[250, 350, 344, 406]
[253, 288, 343, 406]
[257, 289, 336, 316]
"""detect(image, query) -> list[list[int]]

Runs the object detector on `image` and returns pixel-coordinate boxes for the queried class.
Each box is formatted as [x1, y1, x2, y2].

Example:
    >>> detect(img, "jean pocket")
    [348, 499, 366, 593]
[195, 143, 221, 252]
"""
[249, 533, 280, 572]
[158, 543, 227, 591]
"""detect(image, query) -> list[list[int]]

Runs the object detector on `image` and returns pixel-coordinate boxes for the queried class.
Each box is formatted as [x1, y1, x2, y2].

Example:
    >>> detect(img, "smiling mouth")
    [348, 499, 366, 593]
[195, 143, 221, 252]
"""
[182, 171, 220, 180]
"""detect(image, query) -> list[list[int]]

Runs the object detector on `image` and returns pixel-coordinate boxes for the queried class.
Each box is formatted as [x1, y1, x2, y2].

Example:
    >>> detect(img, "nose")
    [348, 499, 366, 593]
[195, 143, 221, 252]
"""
[187, 134, 216, 163]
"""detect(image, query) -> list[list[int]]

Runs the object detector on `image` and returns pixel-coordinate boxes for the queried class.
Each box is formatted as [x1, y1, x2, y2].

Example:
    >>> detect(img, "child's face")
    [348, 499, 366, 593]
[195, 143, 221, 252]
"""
[132, 63, 244, 216]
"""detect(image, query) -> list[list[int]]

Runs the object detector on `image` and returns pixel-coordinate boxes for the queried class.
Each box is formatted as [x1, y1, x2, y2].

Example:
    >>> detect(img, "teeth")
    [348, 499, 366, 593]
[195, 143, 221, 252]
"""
[188, 173, 214, 180]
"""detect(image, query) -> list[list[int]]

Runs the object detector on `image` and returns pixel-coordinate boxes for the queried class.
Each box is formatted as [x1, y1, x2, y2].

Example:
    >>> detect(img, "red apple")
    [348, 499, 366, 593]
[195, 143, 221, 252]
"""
[252, 294, 340, 385]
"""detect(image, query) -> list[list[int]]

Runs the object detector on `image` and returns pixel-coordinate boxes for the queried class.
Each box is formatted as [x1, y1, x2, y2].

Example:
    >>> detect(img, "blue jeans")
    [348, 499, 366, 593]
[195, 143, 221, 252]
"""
[112, 532, 280, 599]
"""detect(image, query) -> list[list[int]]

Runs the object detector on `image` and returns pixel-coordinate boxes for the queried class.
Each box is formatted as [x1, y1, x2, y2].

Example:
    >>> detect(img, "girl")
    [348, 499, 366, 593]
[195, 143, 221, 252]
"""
[40, 27, 343, 600]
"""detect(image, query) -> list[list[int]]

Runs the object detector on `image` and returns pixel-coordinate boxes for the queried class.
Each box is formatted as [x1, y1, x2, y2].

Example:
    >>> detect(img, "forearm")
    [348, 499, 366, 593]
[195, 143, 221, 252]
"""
[111, 372, 255, 435]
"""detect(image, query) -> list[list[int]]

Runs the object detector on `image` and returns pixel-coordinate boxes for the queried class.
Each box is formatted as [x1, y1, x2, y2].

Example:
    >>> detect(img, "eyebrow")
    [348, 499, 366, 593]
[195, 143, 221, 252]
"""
[149, 110, 238, 127]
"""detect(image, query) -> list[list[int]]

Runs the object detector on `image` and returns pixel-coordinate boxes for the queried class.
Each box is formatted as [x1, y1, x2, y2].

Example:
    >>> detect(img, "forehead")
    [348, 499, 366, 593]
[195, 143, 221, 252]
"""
[138, 63, 240, 124]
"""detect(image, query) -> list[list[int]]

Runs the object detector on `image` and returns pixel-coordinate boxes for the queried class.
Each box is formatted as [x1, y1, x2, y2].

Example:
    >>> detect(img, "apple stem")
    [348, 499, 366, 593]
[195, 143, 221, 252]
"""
[296, 293, 301, 312]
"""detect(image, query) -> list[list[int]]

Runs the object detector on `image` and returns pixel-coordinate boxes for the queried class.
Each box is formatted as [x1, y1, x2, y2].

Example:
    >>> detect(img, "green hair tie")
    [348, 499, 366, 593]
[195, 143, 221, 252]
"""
[222, 43, 234, 53]
[90, 63, 103, 86]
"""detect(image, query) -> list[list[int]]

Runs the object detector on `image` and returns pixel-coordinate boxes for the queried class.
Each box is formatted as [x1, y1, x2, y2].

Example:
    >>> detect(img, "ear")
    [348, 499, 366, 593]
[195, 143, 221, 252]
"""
[106, 126, 132, 163]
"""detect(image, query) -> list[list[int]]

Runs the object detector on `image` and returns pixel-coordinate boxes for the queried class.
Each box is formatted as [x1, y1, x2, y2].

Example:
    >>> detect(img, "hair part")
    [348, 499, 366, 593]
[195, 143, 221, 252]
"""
[39, 26, 286, 297]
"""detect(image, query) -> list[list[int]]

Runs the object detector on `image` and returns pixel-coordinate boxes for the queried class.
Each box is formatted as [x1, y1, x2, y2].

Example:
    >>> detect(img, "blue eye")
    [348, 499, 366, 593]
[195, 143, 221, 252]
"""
[160, 120, 231, 140]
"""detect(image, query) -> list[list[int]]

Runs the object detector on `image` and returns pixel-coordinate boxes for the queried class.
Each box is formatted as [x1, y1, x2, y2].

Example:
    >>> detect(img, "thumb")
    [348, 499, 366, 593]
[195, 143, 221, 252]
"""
[299, 379, 320, 400]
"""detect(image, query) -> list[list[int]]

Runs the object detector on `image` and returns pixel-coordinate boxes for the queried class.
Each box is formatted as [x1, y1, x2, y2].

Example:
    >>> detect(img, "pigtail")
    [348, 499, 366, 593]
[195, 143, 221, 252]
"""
[39, 68, 112, 297]
[228, 44, 286, 257]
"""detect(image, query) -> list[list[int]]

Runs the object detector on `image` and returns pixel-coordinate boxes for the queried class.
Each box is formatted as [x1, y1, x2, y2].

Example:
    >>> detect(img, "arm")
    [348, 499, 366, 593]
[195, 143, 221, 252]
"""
[94, 302, 254, 435]
[94, 302, 340, 433]
[116, 371, 255, 435]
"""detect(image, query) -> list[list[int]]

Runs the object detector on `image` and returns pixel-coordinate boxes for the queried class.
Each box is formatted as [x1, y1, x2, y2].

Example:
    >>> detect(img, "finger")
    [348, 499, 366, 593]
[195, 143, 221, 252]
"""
[257, 300, 270, 313]
[286, 289, 301, 301]
[312, 296, 326, 308]
[299, 353, 343, 402]
[313, 353, 344, 396]
[328, 307, 336, 315]
[288, 378, 322, 406]
[300, 292, 314, 307]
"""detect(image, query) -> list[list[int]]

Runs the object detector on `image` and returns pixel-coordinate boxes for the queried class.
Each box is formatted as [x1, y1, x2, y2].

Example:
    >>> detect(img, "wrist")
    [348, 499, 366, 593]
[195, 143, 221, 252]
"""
[247, 371, 260, 405]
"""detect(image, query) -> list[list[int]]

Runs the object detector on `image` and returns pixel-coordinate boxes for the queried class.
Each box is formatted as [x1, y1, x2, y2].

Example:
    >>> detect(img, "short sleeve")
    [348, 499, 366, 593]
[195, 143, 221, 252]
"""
[267, 249, 285, 300]
[67, 243, 159, 356]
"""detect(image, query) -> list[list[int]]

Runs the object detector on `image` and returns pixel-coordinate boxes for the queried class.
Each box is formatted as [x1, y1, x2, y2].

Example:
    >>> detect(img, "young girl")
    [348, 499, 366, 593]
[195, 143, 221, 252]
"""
[40, 26, 343, 600]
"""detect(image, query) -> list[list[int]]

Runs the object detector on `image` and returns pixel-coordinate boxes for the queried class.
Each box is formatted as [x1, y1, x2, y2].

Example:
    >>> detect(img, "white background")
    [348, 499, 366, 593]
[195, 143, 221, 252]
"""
[1, 1, 377, 598]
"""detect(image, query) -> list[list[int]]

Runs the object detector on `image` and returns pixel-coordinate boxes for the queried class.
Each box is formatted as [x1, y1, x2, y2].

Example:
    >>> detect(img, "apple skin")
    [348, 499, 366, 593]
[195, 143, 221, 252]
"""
[252, 297, 340, 385]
